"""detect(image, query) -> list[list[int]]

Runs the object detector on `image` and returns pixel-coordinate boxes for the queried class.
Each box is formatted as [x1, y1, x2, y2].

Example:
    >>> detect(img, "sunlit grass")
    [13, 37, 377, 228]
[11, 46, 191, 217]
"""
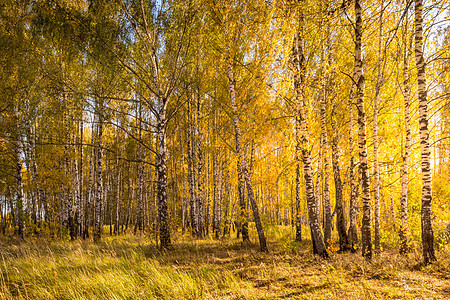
[0, 226, 449, 299]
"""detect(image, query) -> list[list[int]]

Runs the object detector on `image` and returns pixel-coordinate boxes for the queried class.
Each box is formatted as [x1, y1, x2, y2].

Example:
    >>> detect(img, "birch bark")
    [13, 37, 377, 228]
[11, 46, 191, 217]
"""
[293, 24, 328, 257]
[355, 0, 372, 259]
[414, 0, 436, 264]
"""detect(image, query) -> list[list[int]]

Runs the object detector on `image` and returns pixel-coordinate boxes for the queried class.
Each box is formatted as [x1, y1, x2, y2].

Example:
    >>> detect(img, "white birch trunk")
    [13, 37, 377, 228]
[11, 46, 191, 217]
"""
[414, 0, 436, 264]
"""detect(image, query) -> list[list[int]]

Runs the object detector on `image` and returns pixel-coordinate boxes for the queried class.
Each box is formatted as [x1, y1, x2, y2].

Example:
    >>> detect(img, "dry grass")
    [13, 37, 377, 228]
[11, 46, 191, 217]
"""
[0, 226, 449, 299]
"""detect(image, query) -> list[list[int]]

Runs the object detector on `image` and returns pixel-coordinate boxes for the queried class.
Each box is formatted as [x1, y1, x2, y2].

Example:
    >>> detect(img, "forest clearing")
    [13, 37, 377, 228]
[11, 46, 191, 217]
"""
[1, 0, 450, 299]
[1, 227, 450, 299]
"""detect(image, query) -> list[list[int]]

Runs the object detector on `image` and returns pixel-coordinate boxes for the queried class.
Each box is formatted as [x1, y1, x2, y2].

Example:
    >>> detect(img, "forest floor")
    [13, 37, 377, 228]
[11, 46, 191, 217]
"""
[0, 226, 449, 299]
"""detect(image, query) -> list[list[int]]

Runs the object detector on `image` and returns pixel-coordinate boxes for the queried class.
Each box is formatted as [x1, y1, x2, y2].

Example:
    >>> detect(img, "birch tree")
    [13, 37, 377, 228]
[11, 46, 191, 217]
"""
[400, 10, 412, 255]
[414, 0, 436, 264]
[292, 12, 328, 257]
[355, 0, 372, 260]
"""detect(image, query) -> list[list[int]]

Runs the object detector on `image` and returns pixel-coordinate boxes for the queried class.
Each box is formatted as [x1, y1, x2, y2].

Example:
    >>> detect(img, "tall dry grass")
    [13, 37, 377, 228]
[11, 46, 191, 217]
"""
[0, 226, 449, 299]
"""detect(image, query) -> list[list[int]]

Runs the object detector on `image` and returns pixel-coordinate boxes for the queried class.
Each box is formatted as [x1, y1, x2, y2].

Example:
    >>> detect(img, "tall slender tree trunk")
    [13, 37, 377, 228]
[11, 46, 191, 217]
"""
[373, 0, 384, 255]
[372, 76, 381, 252]
[106, 156, 112, 236]
[237, 160, 249, 242]
[9, 194, 17, 235]
[213, 147, 221, 238]
[205, 151, 211, 236]
[26, 121, 38, 233]
[330, 103, 350, 251]
[14, 135, 24, 238]
[222, 168, 231, 237]
[248, 144, 254, 226]
[65, 128, 75, 240]
[84, 118, 96, 239]
[314, 154, 321, 227]
[79, 118, 84, 237]
[66, 123, 78, 240]
[143, 168, 149, 232]
[73, 137, 80, 240]
[355, 0, 372, 260]
[320, 94, 331, 246]
[400, 14, 412, 254]
[293, 24, 328, 257]
[114, 128, 121, 235]
[196, 95, 204, 238]
[135, 103, 144, 234]
[124, 163, 132, 233]
[1, 201, 5, 235]
[187, 99, 198, 236]
[93, 107, 103, 242]
[228, 62, 268, 252]
[295, 101, 302, 242]
[156, 102, 171, 249]
[295, 163, 302, 242]
[414, 0, 436, 264]
[348, 88, 358, 249]
[115, 157, 121, 235]
[180, 127, 188, 234]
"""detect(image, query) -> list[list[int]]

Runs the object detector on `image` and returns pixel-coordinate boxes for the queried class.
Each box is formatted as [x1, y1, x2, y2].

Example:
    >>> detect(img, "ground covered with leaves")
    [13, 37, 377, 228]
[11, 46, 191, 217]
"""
[0, 226, 449, 299]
